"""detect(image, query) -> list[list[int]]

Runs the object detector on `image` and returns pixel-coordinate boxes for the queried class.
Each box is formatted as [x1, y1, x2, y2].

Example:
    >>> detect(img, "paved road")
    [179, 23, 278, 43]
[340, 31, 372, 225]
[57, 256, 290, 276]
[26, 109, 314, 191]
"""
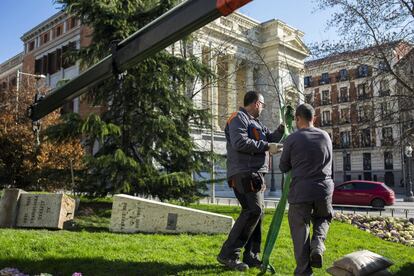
[199, 195, 414, 219]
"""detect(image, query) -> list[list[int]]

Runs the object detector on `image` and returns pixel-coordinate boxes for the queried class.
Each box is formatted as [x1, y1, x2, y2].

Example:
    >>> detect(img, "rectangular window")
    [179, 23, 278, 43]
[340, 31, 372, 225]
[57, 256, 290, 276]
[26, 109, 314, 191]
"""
[358, 106, 366, 122]
[381, 127, 393, 146]
[322, 111, 331, 126]
[361, 128, 371, 147]
[41, 55, 48, 75]
[380, 102, 392, 119]
[322, 90, 330, 105]
[42, 33, 49, 44]
[363, 153, 371, 170]
[384, 152, 393, 170]
[304, 76, 312, 88]
[340, 131, 351, 148]
[358, 83, 367, 99]
[56, 26, 62, 37]
[358, 64, 369, 78]
[69, 17, 78, 29]
[48, 52, 57, 74]
[339, 69, 348, 81]
[339, 87, 348, 102]
[343, 153, 351, 171]
[34, 59, 42, 74]
[28, 41, 35, 52]
[320, 73, 330, 85]
[340, 108, 350, 124]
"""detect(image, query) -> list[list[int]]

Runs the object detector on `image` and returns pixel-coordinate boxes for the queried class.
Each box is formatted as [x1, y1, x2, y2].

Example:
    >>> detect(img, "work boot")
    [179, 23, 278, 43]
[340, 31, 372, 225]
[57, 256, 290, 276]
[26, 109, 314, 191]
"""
[310, 250, 323, 268]
[243, 253, 262, 268]
[217, 255, 249, 271]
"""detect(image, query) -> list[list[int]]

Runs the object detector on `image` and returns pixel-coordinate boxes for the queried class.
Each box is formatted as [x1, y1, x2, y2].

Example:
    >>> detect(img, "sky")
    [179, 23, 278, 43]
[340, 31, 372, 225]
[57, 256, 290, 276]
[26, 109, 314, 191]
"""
[0, 0, 339, 64]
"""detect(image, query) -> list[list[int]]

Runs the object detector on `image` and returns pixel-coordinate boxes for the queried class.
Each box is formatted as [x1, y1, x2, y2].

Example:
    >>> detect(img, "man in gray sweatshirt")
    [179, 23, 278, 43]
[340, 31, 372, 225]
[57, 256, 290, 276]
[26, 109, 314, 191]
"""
[279, 103, 334, 276]
[217, 91, 284, 271]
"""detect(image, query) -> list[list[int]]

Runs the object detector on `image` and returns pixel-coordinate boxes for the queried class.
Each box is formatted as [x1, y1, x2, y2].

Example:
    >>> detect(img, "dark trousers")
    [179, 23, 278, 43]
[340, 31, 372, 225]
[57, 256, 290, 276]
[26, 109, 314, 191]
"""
[219, 173, 265, 260]
[288, 197, 333, 276]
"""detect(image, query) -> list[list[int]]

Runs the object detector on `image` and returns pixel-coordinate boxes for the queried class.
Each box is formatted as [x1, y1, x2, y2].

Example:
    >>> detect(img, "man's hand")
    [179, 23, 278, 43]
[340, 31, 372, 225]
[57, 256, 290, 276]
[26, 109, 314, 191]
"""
[268, 143, 283, 155]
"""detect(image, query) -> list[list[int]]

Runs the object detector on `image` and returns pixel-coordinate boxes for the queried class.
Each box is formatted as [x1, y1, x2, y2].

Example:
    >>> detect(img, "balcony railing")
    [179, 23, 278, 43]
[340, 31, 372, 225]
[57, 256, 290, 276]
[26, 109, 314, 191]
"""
[360, 140, 373, 148]
[336, 75, 349, 82]
[358, 94, 371, 101]
[338, 96, 349, 103]
[321, 99, 331, 106]
[340, 143, 351, 149]
[321, 120, 332, 126]
[319, 79, 330, 85]
[381, 138, 394, 147]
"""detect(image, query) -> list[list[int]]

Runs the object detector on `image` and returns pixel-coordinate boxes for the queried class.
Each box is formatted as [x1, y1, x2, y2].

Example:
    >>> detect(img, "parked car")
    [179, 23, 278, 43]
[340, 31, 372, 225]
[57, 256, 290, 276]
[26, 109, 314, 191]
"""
[333, 180, 395, 208]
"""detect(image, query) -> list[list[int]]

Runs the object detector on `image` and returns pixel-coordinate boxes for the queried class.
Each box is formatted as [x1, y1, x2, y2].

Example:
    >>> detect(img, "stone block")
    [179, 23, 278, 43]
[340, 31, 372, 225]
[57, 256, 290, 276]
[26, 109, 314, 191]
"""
[109, 194, 234, 234]
[15, 193, 75, 229]
[0, 189, 27, 228]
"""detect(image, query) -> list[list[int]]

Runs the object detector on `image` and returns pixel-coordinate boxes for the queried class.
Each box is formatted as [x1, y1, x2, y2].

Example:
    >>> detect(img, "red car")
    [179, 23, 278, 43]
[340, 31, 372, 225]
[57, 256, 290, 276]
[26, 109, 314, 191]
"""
[333, 180, 395, 208]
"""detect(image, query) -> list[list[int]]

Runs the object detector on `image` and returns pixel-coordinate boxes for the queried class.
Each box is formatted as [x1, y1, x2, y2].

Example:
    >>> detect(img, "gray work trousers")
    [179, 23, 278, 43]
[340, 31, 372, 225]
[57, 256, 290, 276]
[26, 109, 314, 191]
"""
[219, 173, 265, 260]
[288, 197, 333, 276]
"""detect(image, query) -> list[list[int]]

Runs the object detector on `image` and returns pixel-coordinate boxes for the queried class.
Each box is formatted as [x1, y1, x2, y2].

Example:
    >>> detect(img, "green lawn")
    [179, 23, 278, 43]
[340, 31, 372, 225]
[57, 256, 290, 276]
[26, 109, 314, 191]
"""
[0, 201, 413, 275]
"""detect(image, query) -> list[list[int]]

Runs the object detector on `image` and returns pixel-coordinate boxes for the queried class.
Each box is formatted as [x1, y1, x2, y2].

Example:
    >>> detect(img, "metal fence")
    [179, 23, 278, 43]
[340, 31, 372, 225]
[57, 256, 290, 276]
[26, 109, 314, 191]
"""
[199, 197, 414, 219]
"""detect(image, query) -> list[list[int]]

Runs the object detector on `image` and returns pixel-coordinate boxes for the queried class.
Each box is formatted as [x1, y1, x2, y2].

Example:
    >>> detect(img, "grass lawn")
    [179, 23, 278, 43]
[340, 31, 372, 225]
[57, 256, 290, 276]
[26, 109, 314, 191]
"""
[0, 200, 413, 275]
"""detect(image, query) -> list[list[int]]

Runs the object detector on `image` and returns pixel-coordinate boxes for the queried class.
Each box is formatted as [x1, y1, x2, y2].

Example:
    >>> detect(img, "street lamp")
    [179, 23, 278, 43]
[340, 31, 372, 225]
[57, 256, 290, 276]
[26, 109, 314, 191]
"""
[16, 70, 46, 120]
[404, 145, 414, 202]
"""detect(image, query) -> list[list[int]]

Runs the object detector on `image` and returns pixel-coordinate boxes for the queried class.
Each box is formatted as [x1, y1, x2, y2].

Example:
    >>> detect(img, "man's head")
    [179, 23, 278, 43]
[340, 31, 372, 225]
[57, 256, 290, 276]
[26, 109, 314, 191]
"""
[295, 103, 315, 129]
[244, 91, 265, 118]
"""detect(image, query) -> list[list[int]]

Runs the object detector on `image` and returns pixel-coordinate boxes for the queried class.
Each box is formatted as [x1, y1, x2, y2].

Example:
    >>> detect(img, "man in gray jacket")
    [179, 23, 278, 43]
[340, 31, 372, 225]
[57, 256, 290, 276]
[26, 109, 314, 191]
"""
[217, 91, 284, 271]
[279, 103, 334, 276]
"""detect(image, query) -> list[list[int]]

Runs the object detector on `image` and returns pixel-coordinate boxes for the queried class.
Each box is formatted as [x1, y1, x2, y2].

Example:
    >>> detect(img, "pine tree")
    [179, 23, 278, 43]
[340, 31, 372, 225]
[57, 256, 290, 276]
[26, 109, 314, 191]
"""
[52, 0, 212, 202]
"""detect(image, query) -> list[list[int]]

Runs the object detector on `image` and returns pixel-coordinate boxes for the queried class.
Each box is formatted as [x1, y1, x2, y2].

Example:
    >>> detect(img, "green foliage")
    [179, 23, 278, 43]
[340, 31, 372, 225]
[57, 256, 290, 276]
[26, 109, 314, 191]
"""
[0, 204, 413, 275]
[49, 0, 212, 202]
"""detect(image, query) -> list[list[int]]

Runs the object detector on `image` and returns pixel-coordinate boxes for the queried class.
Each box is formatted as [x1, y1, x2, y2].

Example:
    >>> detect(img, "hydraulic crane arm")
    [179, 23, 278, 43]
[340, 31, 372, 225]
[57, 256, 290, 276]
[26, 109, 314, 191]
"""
[28, 0, 252, 121]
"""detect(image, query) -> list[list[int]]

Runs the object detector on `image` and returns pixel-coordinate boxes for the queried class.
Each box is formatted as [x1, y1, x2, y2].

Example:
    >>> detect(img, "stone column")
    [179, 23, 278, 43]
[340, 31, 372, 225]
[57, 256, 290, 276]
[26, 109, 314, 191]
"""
[227, 56, 237, 114]
[246, 62, 254, 92]
[191, 41, 203, 109]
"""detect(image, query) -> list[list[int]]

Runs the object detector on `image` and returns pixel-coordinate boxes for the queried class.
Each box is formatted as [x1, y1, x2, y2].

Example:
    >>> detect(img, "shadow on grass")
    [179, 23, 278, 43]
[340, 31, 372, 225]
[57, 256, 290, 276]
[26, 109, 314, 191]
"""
[0, 258, 228, 276]
[394, 262, 414, 276]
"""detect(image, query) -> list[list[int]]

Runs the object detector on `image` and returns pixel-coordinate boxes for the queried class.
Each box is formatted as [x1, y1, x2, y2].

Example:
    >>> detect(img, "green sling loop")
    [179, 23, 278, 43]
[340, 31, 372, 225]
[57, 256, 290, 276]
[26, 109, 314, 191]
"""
[260, 104, 295, 275]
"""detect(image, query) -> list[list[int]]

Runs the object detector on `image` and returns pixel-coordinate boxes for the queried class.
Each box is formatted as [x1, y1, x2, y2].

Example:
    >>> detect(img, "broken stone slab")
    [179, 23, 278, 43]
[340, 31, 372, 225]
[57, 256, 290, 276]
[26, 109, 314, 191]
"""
[15, 193, 75, 229]
[0, 188, 27, 228]
[110, 194, 234, 234]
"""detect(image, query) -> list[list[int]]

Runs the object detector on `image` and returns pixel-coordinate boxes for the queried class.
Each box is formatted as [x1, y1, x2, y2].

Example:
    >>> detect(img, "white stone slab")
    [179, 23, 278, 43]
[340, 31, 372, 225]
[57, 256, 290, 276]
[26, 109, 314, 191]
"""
[0, 189, 27, 228]
[109, 194, 234, 234]
[15, 193, 75, 229]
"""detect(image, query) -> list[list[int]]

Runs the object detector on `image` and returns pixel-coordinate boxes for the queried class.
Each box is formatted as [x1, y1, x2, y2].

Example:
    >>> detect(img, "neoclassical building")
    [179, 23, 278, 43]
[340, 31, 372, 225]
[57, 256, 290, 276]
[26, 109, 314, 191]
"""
[191, 13, 309, 154]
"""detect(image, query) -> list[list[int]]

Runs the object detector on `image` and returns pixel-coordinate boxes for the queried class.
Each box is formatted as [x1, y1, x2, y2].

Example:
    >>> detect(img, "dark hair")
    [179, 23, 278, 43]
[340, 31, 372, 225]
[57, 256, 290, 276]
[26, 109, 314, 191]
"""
[295, 103, 315, 122]
[244, 91, 262, 106]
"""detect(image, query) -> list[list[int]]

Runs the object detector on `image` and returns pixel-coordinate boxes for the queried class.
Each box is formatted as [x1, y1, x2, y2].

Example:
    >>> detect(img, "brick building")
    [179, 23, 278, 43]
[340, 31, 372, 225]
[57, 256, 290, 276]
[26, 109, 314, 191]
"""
[20, 11, 98, 117]
[304, 42, 412, 192]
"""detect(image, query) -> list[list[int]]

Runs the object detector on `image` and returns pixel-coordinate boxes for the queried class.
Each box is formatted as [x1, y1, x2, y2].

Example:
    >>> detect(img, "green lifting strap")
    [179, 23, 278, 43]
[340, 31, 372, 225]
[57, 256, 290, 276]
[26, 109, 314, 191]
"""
[260, 104, 295, 275]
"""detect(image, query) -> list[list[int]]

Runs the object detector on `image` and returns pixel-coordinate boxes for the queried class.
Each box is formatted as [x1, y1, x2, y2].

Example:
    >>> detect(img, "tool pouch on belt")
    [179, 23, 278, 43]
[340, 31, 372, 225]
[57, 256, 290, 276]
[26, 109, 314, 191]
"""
[229, 172, 264, 193]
